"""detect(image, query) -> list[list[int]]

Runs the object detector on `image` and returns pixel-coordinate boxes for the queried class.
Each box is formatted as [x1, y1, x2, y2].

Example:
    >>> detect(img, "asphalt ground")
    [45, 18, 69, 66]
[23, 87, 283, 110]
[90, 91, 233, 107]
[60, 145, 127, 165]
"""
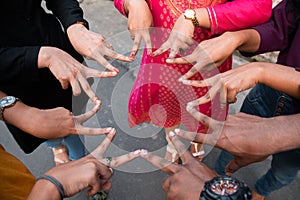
[1, 0, 299, 199]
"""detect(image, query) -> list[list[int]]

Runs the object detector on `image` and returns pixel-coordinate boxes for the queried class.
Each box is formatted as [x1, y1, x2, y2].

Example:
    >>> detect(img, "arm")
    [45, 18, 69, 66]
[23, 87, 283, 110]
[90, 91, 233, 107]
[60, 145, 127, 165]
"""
[27, 130, 140, 199]
[175, 112, 300, 174]
[114, 0, 153, 57]
[45, 0, 88, 30]
[0, 91, 113, 139]
[204, 0, 272, 35]
[0, 47, 40, 84]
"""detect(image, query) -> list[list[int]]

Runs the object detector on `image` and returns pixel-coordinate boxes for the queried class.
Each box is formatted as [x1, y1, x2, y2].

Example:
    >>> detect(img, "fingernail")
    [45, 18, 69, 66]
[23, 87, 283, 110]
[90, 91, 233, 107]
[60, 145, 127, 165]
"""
[106, 127, 112, 131]
[130, 52, 135, 58]
[112, 72, 118, 75]
[147, 50, 152, 56]
[108, 128, 115, 135]
[96, 99, 101, 105]
[178, 77, 184, 82]
[109, 167, 114, 174]
[141, 149, 148, 155]
[174, 129, 180, 134]
[182, 80, 190, 85]
[169, 131, 176, 138]
[133, 149, 141, 155]
[166, 58, 172, 63]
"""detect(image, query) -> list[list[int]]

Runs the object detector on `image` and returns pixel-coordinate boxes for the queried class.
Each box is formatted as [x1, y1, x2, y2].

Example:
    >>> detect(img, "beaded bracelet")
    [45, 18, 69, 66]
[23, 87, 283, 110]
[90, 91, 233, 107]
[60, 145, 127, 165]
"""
[36, 175, 65, 199]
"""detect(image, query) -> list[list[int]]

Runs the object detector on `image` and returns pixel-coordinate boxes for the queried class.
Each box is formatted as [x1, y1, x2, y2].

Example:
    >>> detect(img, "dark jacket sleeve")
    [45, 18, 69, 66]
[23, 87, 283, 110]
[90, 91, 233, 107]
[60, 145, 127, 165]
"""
[45, 0, 89, 30]
[0, 46, 40, 84]
[241, 0, 297, 56]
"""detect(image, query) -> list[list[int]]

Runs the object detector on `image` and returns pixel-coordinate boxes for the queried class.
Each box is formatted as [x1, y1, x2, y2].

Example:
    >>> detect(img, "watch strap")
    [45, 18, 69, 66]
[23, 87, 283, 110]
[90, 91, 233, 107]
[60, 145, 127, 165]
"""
[0, 97, 20, 122]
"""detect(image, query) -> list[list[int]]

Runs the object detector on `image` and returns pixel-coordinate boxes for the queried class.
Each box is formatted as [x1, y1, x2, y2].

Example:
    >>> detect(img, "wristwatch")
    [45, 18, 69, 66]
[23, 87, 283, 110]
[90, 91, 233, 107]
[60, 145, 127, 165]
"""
[0, 96, 20, 121]
[183, 9, 200, 27]
[200, 176, 252, 200]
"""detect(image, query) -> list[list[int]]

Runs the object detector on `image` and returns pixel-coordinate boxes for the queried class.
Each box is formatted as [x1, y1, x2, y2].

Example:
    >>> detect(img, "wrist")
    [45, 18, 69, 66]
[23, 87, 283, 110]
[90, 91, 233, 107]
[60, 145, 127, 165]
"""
[125, 0, 147, 15]
[194, 8, 210, 28]
[29, 178, 62, 200]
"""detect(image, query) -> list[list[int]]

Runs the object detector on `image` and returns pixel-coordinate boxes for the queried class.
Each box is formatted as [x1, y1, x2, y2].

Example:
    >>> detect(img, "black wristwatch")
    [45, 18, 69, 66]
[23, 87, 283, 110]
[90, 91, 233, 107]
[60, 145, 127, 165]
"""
[200, 176, 252, 200]
[0, 96, 20, 121]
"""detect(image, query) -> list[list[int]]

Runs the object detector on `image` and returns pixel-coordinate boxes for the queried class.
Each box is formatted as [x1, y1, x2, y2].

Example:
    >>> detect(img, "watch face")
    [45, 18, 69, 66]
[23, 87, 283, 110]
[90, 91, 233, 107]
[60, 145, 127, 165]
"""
[0, 96, 16, 107]
[210, 178, 239, 196]
[184, 9, 195, 19]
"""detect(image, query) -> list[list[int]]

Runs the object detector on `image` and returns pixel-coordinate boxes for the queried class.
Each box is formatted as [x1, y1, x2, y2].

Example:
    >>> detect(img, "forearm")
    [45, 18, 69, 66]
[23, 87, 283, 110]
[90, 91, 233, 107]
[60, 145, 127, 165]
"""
[45, 0, 88, 30]
[204, 0, 271, 35]
[124, 0, 149, 16]
[27, 179, 61, 200]
[216, 29, 261, 54]
[0, 91, 44, 137]
[265, 114, 300, 153]
[258, 63, 300, 99]
[0, 47, 40, 84]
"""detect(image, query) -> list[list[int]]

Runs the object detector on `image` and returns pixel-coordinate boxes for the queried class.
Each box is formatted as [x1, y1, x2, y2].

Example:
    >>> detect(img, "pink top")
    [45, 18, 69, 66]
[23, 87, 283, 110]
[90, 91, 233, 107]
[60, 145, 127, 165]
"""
[114, 0, 272, 35]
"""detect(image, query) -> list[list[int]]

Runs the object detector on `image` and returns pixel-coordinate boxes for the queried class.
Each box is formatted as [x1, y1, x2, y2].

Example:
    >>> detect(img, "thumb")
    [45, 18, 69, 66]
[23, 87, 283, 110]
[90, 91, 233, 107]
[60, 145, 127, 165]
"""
[225, 157, 243, 176]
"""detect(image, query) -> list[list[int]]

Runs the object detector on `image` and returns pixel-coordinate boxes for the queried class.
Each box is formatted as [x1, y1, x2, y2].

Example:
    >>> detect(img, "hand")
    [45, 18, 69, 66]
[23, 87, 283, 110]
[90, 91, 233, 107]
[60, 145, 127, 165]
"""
[152, 14, 194, 59]
[182, 63, 261, 113]
[67, 24, 133, 72]
[38, 47, 116, 102]
[141, 132, 216, 200]
[26, 103, 116, 139]
[174, 112, 281, 175]
[125, 0, 153, 58]
[28, 129, 141, 198]
[166, 32, 238, 81]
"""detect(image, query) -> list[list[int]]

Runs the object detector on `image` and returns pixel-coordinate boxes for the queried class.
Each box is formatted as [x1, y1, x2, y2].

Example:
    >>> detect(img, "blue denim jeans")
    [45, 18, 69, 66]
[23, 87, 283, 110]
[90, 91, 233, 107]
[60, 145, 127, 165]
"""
[45, 135, 86, 160]
[215, 84, 300, 196]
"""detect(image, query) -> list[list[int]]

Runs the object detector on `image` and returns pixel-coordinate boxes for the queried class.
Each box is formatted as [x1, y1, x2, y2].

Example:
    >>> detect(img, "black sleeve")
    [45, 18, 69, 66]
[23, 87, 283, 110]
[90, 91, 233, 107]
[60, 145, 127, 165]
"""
[45, 0, 89, 30]
[0, 46, 40, 84]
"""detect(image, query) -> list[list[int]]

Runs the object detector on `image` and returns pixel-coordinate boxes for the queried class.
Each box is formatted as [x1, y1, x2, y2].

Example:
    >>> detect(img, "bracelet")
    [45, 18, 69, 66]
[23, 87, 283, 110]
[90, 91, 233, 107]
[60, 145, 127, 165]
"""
[36, 175, 65, 199]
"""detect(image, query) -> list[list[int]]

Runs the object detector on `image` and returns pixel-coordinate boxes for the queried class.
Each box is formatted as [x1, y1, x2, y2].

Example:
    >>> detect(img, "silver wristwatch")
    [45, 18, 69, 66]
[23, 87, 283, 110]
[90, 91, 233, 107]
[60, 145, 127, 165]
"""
[0, 96, 20, 121]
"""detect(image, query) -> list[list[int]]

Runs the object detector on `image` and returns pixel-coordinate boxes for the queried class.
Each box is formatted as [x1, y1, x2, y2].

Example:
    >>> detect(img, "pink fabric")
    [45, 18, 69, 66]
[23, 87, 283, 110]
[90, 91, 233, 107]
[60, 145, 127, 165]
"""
[207, 0, 272, 35]
[114, 0, 126, 16]
[114, 0, 272, 133]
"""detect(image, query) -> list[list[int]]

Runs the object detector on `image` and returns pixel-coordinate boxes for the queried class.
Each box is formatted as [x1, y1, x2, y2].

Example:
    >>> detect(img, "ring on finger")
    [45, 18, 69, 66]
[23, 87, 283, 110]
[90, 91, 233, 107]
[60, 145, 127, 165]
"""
[105, 157, 112, 167]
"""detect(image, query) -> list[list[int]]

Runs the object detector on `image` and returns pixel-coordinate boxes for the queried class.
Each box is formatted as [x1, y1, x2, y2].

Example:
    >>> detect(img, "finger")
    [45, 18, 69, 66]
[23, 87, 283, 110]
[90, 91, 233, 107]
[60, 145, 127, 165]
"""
[168, 131, 193, 164]
[87, 179, 102, 196]
[166, 55, 191, 65]
[185, 106, 219, 129]
[162, 178, 171, 192]
[140, 149, 180, 174]
[104, 47, 133, 62]
[76, 103, 101, 123]
[75, 127, 114, 135]
[69, 78, 81, 96]
[77, 73, 98, 101]
[225, 158, 243, 175]
[174, 129, 218, 149]
[219, 82, 228, 108]
[168, 46, 179, 59]
[101, 181, 112, 191]
[152, 42, 170, 56]
[85, 68, 118, 78]
[91, 128, 116, 157]
[143, 31, 152, 55]
[181, 62, 215, 80]
[180, 80, 206, 87]
[131, 34, 142, 57]
[106, 150, 141, 168]
[94, 55, 119, 73]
